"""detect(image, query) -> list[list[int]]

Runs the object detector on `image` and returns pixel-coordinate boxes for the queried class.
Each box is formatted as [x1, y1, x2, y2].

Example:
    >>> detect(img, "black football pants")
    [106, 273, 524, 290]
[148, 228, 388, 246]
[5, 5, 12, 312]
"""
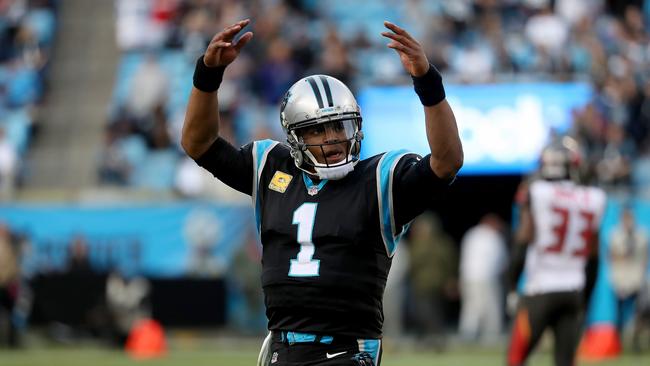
[507, 291, 583, 366]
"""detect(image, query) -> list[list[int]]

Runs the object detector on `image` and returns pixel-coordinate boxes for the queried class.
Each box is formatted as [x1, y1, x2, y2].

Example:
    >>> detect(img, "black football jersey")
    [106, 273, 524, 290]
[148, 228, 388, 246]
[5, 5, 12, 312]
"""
[195, 138, 450, 338]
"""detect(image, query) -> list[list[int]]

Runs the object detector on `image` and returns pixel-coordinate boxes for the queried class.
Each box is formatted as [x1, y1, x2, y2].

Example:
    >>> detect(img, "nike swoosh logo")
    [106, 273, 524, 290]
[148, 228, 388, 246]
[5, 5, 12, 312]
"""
[326, 351, 347, 359]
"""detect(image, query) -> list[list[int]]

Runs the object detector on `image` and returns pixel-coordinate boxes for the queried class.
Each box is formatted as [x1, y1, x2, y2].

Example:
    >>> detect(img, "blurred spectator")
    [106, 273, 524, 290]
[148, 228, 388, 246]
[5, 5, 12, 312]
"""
[317, 25, 353, 85]
[383, 233, 410, 343]
[173, 5, 212, 58]
[0, 222, 19, 347]
[556, 0, 597, 26]
[147, 104, 172, 149]
[628, 79, 650, 149]
[596, 123, 635, 192]
[116, 0, 170, 51]
[4, 57, 41, 108]
[98, 114, 144, 186]
[608, 206, 649, 337]
[0, 126, 17, 200]
[449, 37, 496, 83]
[228, 234, 265, 334]
[632, 150, 650, 199]
[253, 37, 297, 104]
[524, 3, 569, 70]
[459, 213, 508, 343]
[65, 235, 92, 274]
[125, 55, 169, 123]
[184, 208, 224, 277]
[406, 212, 458, 349]
[0, 0, 57, 196]
[106, 269, 151, 346]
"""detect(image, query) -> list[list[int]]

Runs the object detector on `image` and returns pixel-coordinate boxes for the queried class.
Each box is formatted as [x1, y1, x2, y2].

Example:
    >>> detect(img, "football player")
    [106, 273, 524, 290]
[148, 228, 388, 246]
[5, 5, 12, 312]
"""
[507, 136, 607, 366]
[181, 19, 463, 366]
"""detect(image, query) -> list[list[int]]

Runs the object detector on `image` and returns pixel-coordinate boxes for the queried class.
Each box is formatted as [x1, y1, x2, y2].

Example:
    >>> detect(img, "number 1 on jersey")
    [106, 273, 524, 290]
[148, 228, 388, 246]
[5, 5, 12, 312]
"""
[289, 203, 320, 277]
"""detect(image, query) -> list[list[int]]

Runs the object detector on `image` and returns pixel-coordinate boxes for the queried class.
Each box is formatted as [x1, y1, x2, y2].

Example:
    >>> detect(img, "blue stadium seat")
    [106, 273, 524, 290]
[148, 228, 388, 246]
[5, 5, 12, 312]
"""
[132, 149, 180, 191]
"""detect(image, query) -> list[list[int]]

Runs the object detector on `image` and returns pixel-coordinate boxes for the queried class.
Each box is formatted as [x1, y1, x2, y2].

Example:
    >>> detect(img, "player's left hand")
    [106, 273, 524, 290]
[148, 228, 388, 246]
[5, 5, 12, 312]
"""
[381, 21, 429, 77]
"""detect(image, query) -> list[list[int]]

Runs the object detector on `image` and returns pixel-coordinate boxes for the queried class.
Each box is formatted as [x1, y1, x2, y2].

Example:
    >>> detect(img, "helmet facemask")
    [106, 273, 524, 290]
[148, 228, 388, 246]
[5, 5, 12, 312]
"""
[288, 118, 363, 180]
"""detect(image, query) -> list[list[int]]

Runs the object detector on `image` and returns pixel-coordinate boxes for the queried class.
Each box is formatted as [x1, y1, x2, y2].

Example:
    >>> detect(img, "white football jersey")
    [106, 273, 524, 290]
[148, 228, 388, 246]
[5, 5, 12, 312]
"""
[524, 180, 607, 295]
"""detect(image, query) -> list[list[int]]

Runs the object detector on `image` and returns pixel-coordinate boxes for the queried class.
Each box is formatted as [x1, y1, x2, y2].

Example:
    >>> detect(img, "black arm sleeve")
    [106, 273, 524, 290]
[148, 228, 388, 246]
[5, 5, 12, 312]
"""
[392, 154, 454, 230]
[584, 254, 599, 304]
[193, 138, 254, 195]
[509, 243, 527, 292]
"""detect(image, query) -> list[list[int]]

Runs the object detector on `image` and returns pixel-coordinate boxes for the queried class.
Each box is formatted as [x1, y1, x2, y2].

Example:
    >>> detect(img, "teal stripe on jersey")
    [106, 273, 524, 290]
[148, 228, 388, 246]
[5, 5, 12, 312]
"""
[302, 172, 328, 194]
[252, 139, 279, 233]
[376, 150, 409, 257]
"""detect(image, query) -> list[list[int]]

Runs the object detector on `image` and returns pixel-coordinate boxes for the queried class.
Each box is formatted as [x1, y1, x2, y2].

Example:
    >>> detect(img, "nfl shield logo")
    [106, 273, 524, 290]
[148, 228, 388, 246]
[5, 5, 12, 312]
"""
[308, 186, 319, 196]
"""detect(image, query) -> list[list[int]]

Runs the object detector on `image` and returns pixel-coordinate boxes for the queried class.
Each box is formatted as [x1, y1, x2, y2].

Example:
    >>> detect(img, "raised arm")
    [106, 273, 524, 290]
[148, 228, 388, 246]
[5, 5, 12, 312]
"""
[181, 19, 253, 159]
[381, 21, 463, 179]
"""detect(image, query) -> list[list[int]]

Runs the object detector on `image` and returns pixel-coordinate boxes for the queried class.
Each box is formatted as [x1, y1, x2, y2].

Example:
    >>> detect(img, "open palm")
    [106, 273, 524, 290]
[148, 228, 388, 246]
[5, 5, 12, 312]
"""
[381, 21, 429, 77]
[203, 19, 254, 68]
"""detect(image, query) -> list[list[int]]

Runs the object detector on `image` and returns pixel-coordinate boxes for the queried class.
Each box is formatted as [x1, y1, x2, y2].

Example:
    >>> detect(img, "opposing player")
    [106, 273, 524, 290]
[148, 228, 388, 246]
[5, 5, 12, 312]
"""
[181, 19, 463, 366]
[507, 136, 607, 366]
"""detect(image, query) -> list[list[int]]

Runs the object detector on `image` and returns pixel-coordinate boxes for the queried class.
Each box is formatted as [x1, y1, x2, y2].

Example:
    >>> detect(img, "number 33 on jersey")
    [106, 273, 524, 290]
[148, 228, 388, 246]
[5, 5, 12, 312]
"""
[524, 179, 607, 295]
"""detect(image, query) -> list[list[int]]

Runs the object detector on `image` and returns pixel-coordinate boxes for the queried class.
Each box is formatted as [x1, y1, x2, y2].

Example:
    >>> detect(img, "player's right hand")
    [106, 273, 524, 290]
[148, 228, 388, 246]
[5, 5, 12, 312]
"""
[203, 19, 253, 68]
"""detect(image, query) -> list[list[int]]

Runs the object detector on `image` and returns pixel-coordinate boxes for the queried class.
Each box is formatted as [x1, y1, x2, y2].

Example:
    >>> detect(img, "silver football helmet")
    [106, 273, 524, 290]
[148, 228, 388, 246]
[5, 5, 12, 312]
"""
[280, 75, 363, 180]
[539, 135, 583, 182]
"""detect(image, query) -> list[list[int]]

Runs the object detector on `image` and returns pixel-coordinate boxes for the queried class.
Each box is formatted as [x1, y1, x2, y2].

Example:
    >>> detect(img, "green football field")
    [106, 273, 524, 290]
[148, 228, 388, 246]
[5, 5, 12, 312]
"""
[1, 346, 648, 366]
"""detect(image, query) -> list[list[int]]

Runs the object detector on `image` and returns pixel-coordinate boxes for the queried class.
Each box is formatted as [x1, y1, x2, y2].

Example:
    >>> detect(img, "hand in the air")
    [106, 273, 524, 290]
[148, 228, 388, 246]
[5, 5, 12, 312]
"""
[381, 21, 429, 77]
[203, 19, 254, 67]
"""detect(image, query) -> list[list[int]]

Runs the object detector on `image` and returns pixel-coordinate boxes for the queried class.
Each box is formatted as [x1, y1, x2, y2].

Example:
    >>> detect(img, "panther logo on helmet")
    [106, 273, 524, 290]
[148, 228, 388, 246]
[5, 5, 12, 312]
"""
[280, 75, 363, 180]
[280, 90, 291, 121]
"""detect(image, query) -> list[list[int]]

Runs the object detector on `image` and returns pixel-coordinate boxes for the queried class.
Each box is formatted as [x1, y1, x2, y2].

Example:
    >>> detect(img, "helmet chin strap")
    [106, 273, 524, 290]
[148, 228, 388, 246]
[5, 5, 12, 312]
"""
[314, 161, 355, 180]
[303, 147, 356, 180]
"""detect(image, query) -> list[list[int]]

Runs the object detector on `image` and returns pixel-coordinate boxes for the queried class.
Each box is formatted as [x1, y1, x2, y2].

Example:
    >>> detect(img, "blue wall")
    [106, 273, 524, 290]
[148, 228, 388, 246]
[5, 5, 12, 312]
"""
[0, 202, 253, 278]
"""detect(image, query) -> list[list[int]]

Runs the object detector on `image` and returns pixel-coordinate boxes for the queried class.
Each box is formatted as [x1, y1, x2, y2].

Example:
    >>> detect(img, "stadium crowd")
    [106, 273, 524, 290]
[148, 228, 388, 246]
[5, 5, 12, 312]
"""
[99, 0, 650, 202]
[0, 0, 57, 200]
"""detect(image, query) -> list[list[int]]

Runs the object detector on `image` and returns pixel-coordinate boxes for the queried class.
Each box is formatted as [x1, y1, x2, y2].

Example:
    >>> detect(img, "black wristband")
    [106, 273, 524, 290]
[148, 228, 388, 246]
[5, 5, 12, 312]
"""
[412, 63, 445, 106]
[193, 55, 226, 93]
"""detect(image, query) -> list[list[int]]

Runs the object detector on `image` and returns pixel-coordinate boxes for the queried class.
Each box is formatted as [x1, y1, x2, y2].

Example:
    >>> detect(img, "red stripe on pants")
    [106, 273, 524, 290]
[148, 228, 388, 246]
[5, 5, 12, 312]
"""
[508, 309, 531, 366]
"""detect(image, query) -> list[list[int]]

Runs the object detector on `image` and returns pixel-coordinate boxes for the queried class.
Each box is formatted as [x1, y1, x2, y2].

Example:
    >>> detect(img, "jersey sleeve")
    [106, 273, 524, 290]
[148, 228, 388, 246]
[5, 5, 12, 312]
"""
[375, 150, 453, 257]
[193, 137, 279, 197]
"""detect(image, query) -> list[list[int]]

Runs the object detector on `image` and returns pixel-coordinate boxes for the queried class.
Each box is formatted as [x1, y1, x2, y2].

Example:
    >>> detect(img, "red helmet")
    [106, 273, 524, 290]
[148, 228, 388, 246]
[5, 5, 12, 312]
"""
[539, 136, 583, 181]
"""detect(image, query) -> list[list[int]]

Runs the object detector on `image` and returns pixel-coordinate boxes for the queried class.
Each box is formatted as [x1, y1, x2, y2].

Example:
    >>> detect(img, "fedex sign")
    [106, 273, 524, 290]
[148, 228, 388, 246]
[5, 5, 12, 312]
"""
[358, 82, 592, 175]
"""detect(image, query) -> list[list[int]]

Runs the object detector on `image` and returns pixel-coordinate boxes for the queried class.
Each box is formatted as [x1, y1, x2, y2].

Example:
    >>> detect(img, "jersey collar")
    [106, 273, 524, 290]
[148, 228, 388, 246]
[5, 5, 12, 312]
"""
[302, 173, 328, 196]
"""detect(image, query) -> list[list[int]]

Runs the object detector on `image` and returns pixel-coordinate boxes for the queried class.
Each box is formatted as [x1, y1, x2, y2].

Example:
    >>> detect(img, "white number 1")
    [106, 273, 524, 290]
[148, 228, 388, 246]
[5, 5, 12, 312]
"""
[288, 203, 320, 277]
